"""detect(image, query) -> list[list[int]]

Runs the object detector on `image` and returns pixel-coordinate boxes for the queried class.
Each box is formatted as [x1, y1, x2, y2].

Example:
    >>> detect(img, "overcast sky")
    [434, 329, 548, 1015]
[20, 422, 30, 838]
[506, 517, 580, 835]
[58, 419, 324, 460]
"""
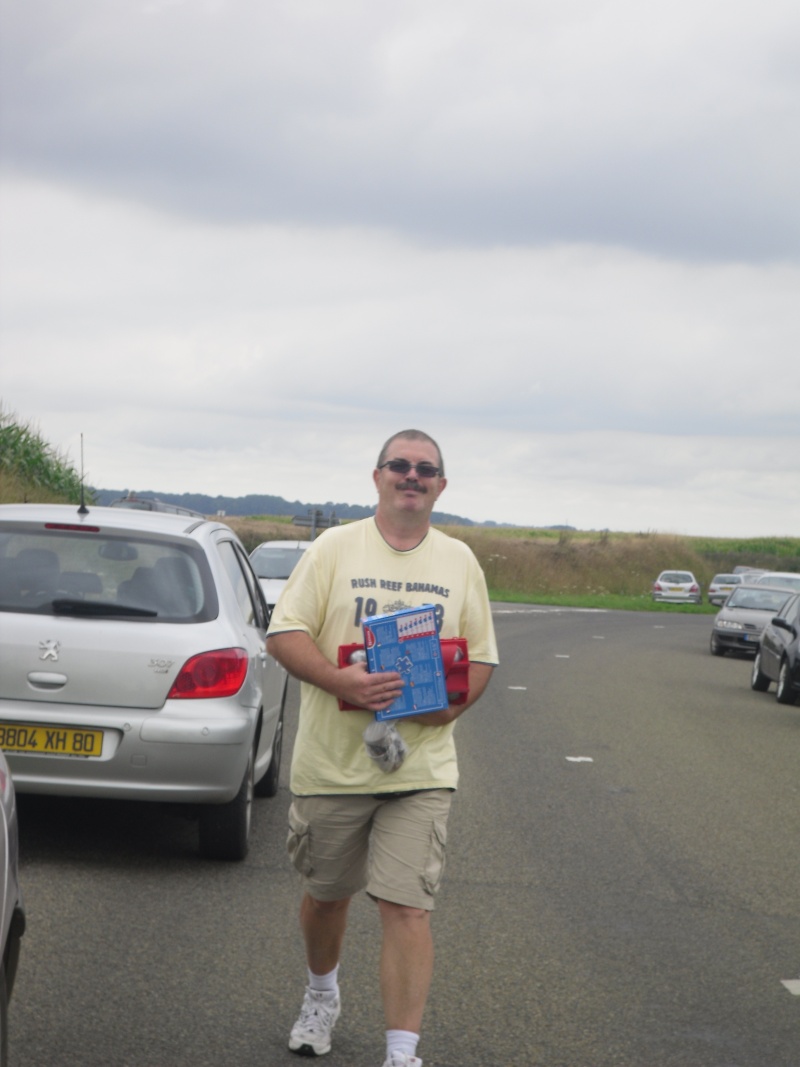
[1, 0, 798, 535]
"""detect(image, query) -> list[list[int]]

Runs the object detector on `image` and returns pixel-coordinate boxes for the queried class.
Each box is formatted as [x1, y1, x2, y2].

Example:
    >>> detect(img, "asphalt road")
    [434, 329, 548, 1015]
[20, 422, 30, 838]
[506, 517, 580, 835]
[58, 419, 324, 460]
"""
[10, 606, 800, 1067]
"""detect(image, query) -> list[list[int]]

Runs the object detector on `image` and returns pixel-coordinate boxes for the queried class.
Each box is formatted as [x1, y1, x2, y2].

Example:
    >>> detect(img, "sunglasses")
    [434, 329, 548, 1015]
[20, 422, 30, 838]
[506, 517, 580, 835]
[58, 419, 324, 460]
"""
[378, 459, 441, 478]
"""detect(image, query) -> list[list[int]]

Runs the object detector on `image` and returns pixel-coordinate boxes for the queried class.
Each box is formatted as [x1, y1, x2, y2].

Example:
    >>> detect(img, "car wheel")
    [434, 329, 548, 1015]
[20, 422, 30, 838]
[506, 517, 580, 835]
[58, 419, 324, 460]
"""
[198, 746, 254, 862]
[254, 692, 285, 799]
[776, 661, 797, 706]
[750, 651, 770, 692]
[709, 633, 725, 656]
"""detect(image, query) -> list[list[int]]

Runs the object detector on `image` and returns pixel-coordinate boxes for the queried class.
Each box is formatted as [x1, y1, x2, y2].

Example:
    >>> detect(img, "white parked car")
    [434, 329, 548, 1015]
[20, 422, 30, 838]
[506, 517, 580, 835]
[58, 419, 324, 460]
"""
[707, 573, 743, 606]
[0, 503, 287, 861]
[651, 570, 702, 605]
[752, 571, 800, 593]
[249, 539, 310, 608]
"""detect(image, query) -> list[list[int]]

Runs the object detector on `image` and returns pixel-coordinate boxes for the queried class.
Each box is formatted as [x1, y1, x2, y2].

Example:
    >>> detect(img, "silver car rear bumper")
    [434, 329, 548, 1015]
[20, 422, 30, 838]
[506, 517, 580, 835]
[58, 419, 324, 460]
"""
[1, 699, 255, 804]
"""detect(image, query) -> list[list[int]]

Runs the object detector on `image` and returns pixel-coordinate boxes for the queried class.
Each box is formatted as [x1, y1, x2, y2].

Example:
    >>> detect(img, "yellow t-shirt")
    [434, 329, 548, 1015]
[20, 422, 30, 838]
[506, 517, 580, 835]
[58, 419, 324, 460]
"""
[268, 517, 499, 795]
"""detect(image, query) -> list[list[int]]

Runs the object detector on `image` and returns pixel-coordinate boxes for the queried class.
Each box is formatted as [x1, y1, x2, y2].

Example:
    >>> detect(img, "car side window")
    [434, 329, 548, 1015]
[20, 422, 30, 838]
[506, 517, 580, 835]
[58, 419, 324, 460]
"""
[232, 542, 270, 631]
[217, 541, 258, 627]
[216, 540, 269, 631]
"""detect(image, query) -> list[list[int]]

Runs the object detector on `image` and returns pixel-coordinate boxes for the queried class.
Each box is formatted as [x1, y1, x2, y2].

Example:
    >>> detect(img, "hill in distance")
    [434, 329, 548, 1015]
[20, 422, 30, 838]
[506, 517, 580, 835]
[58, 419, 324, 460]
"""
[90, 488, 492, 528]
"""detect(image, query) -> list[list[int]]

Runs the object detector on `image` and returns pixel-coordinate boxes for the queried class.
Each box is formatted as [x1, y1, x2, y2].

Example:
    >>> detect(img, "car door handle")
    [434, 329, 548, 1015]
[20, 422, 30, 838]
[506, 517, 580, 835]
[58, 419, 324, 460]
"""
[27, 671, 68, 689]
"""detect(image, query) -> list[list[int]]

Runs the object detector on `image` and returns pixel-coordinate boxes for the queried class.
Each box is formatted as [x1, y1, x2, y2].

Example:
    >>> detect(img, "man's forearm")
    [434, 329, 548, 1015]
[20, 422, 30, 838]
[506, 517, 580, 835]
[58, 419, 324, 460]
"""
[267, 631, 342, 693]
[267, 630, 404, 713]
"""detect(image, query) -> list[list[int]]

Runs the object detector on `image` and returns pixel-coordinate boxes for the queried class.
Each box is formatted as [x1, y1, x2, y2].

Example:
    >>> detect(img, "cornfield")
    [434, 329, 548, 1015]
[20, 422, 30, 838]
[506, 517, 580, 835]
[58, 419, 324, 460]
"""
[0, 405, 86, 504]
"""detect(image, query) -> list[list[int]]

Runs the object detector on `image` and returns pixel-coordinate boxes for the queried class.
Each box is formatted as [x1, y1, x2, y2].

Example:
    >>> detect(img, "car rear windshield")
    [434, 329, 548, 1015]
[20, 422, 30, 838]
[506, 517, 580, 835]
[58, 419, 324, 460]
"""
[711, 575, 739, 584]
[0, 529, 218, 621]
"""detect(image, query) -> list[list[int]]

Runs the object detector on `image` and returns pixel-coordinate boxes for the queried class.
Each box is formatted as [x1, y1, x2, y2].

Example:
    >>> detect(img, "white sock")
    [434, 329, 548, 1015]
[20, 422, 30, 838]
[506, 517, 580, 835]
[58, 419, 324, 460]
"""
[308, 964, 339, 994]
[386, 1029, 419, 1058]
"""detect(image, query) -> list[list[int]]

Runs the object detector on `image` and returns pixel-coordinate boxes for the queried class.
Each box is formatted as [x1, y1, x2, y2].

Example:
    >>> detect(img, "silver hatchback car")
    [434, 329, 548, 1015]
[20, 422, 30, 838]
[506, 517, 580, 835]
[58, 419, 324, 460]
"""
[0, 503, 287, 861]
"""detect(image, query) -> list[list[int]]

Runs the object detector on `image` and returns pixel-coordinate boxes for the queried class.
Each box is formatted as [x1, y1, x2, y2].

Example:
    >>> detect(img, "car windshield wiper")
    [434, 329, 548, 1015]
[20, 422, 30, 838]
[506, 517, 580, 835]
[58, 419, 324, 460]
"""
[51, 598, 158, 618]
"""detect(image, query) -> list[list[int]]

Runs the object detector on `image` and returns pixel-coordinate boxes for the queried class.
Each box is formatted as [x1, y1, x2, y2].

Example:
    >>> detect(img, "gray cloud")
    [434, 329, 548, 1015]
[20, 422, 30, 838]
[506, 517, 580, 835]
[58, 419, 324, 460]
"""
[3, 0, 799, 258]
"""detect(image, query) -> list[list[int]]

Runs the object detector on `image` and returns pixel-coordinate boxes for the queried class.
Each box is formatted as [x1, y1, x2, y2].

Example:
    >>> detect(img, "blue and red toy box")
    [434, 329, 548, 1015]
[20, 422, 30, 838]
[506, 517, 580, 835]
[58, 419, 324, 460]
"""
[338, 604, 469, 720]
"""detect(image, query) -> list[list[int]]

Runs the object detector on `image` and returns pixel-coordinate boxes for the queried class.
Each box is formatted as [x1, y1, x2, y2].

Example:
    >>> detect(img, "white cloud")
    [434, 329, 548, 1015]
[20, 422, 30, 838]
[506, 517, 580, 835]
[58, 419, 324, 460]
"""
[1, 180, 798, 535]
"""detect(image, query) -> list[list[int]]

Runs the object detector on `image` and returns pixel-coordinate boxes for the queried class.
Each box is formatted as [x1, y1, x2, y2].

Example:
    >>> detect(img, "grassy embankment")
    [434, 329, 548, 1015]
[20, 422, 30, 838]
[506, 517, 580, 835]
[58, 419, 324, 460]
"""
[3, 404, 798, 611]
[0, 406, 86, 506]
[226, 518, 800, 613]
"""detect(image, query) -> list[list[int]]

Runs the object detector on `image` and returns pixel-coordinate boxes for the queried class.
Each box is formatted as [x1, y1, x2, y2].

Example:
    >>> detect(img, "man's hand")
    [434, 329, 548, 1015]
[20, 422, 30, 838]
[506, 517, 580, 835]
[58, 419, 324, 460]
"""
[266, 630, 403, 713]
[337, 661, 404, 713]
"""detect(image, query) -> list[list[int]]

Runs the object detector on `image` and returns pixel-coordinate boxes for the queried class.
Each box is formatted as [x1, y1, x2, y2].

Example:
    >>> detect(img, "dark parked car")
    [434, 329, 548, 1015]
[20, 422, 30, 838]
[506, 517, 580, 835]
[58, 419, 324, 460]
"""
[709, 584, 793, 656]
[0, 749, 24, 1067]
[751, 592, 800, 705]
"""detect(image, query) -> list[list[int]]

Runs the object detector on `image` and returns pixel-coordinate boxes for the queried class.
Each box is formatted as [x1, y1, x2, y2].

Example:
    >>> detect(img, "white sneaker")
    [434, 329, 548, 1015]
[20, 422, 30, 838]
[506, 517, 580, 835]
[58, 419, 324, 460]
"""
[288, 986, 341, 1056]
[382, 1055, 422, 1067]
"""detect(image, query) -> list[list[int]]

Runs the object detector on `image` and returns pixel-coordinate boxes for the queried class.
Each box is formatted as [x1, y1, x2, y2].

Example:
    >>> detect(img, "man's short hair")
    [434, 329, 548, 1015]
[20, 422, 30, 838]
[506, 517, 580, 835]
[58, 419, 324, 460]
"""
[377, 430, 445, 477]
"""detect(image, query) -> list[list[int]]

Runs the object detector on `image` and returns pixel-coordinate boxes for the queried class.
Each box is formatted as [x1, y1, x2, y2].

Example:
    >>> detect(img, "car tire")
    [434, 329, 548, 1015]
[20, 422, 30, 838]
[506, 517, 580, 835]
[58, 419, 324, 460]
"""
[198, 746, 254, 862]
[750, 651, 770, 692]
[254, 690, 285, 799]
[709, 633, 725, 656]
[776, 661, 797, 706]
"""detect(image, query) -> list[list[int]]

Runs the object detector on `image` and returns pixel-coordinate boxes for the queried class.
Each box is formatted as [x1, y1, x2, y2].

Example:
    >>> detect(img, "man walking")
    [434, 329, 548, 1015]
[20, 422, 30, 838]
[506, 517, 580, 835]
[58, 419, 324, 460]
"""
[267, 429, 498, 1067]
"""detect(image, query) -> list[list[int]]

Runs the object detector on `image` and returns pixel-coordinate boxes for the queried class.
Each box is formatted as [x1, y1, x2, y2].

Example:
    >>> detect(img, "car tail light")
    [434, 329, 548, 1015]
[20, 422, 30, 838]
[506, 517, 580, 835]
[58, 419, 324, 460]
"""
[653, 582, 663, 591]
[690, 584, 699, 592]
[168, 648, 248, 699]
[44, 523, 101, 532]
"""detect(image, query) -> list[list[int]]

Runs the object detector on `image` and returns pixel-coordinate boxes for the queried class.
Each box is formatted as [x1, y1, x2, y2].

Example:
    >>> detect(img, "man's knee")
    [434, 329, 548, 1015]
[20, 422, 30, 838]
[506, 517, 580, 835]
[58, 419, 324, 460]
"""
[303, 893, 352, 918]
[377, 898, 430, 926]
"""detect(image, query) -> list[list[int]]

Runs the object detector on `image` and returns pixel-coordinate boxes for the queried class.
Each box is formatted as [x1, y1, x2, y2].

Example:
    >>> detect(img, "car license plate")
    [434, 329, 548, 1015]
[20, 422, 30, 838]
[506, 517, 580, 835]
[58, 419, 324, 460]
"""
[669, 586, 684, 592]
[0, 722, 103, 757]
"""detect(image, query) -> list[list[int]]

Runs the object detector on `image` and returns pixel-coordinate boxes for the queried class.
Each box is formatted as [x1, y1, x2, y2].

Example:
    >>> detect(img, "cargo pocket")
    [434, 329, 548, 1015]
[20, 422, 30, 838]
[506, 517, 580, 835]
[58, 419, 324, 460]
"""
[421, 817, 447, 896]
[287, 803, 313, 876]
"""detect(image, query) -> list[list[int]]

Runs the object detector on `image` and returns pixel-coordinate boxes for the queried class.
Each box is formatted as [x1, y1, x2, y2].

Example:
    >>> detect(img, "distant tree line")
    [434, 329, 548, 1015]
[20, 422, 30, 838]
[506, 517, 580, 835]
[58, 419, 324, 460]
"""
[91, 488, 477, 527]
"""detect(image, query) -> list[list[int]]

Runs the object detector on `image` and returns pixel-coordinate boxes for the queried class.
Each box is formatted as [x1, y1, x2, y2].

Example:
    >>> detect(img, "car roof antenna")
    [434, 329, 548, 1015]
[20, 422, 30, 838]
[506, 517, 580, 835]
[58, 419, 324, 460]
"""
[77, 433, 89, 515]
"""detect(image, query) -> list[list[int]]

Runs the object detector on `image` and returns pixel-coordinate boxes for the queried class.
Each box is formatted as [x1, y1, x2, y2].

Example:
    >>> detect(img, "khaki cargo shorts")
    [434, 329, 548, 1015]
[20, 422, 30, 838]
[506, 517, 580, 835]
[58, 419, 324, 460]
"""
[287, 789, 452, 911]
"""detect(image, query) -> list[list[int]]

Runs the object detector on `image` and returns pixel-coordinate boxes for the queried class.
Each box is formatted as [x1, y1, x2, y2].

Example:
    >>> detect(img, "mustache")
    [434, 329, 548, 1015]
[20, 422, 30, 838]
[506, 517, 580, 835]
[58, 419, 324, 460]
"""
[397, 479, 427, 493]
